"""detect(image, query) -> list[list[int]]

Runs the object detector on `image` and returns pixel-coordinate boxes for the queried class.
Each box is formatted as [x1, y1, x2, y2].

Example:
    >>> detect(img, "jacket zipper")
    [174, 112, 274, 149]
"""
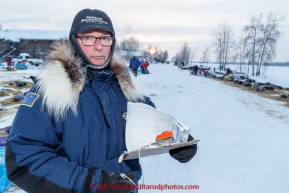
[118, 104, 126, 151]
[102, 108, 111, 129]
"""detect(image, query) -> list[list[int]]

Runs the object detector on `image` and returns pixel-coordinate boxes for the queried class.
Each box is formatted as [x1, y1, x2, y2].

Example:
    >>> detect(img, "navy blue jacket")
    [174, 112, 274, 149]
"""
[5, 40, 154, 193]
[129, 57, 141, 70]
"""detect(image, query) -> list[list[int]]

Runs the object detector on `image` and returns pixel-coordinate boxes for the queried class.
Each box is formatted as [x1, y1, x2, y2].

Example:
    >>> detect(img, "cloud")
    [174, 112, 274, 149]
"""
[2, 17, 50, 24]
[115, 24, 133, 36]
[0, 0, 287, 61]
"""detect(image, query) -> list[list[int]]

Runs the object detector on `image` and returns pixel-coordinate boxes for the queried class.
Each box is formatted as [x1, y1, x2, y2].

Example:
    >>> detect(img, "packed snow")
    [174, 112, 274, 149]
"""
[1, 63, 289, 193]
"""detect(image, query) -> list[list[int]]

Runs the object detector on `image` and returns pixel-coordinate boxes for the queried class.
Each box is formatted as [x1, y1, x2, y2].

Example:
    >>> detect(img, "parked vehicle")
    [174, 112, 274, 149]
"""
[234, 73, 249, 84]
[12, 53, 43, 66]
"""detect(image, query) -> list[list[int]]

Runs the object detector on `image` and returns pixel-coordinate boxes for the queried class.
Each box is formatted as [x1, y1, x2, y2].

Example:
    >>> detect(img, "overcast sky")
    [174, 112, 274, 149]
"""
[1, 0, 288, 62]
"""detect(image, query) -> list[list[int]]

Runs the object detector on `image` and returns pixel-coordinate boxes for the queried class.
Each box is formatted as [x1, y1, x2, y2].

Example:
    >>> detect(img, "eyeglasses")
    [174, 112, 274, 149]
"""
[76, 35, 113, 46]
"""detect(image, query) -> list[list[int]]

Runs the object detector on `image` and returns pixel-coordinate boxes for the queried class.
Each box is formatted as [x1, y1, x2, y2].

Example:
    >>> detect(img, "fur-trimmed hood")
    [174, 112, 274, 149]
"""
[36, 39, 144, 118]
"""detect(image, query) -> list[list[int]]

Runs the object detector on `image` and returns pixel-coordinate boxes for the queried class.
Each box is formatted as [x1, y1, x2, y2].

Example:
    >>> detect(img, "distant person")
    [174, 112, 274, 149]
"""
[129, 56, 141, 77]
[6, 55, 12, 69]
[203, 69, 209, 76]
[140, 60, 150, 74]
[226, 68, 232, 74]
[198, 65, 202, 75]
[193, 65, 199, 75]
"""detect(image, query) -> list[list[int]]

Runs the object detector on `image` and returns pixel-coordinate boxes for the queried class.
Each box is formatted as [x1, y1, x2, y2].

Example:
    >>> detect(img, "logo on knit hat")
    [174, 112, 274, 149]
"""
[81, 16, 108, 24]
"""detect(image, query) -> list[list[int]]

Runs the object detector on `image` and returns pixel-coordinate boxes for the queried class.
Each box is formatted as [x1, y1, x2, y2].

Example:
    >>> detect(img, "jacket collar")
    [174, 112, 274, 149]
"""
[36, 39, 144, 119]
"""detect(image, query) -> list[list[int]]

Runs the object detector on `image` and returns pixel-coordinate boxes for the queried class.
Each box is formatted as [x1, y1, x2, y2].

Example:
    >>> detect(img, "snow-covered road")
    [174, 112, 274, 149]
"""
[137, 64, 289, 193]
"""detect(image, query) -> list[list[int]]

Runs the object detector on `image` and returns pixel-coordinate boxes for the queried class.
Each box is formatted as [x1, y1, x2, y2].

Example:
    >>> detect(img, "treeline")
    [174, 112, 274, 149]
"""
[115, 37, 169, 62]
[173, 12, 285, 77]
[264, 62, 289, 67]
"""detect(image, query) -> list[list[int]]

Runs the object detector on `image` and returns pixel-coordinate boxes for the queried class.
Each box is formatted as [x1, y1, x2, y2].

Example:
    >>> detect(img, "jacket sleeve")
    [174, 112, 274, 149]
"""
[142, 96, 156, 108]
[5, 91, 101, 193]
[137, 58, 141, 68]
[128, 61, 132, 69]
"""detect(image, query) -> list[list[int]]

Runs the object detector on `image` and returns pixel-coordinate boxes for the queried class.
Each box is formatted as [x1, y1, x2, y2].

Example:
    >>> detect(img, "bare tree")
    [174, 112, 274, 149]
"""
[179, 41, 191, 65]
[143, 45, 169, 62]
[173, 42, 196, 66]
[243, 12, 284, 76]
[126, 37, 140, 52]
[114, 42, 121, 52]
[255, 12, 284, 76]
[162, 50, 169, 62]
[172, 53, 180, 65]
[153, 49, 169, 63]
[199, 46, 211, 66]
[212, 22, 235, 70]
[119, 37, 128, 50]
[212, 26, 223, 69]
[118, 36, 140, 60]
[189, 47, 198, 66]
[143, 44, 155, 61]
[243, 14, 262, 76]
[235, 37, 247, 73]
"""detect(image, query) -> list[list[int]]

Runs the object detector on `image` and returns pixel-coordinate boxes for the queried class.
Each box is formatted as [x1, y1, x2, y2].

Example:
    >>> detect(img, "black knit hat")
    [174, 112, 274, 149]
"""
[69, 9, 115, 70]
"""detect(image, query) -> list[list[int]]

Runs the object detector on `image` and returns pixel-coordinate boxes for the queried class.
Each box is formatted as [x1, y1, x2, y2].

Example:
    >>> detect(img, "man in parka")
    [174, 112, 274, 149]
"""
[129, 56, 141, 77]
[5, 9, 197, 193]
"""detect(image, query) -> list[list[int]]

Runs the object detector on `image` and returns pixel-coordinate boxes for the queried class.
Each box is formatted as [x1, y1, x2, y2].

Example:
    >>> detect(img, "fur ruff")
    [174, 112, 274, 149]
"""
[36, 39, 144, 119]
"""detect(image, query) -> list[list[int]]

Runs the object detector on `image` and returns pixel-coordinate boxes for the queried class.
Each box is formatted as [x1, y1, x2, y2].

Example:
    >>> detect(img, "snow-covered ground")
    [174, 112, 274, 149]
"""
[1, 63, 289, 193]
[138, 64, 289, 193]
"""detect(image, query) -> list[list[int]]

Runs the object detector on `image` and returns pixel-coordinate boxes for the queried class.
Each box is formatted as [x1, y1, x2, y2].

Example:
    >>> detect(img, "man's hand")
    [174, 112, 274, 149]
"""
[169, 134, 197, 163]
[97, 171, 136, 193]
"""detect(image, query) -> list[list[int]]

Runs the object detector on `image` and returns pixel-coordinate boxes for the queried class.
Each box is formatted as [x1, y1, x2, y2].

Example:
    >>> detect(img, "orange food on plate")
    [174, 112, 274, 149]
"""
[155, 131, 173, 140]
